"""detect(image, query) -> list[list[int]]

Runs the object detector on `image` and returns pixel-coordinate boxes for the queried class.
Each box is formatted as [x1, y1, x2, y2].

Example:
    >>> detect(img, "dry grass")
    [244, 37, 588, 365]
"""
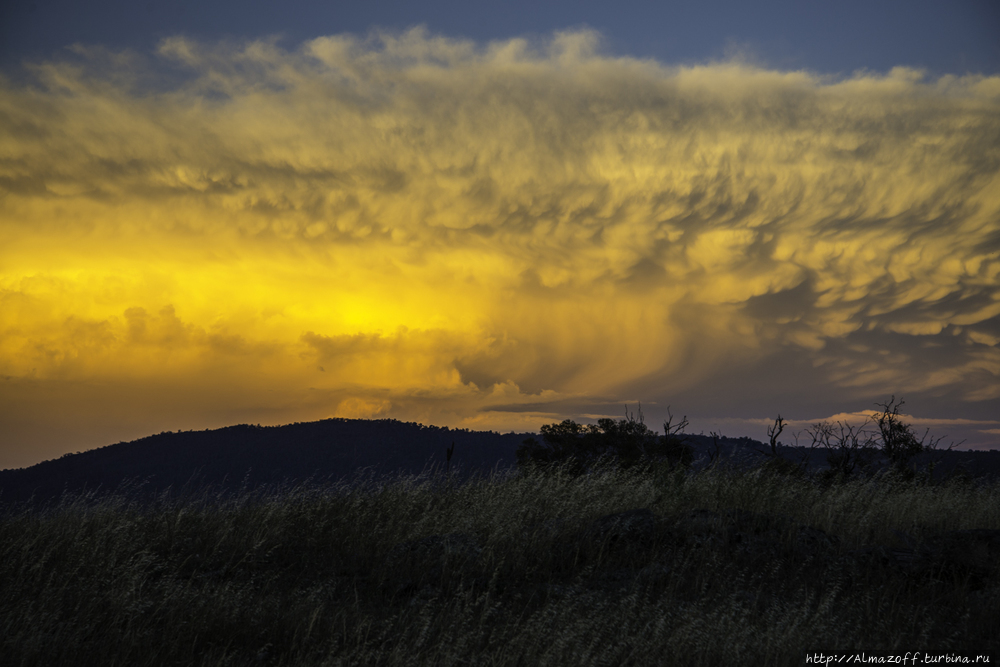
[2, 461, 998, 666]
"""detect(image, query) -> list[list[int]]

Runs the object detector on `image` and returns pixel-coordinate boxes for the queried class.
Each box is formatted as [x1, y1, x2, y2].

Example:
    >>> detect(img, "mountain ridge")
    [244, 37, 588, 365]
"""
[0, 418, 531, 505]
[4, 417, 1000, 506]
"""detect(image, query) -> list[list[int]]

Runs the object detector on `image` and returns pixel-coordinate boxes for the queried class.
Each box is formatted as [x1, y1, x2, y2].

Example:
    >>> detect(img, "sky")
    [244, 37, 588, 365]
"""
[1, 2, 999, 469]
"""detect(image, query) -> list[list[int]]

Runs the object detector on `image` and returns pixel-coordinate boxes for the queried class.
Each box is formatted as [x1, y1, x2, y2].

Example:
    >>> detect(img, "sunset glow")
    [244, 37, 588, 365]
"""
[2, 29, 999, 467]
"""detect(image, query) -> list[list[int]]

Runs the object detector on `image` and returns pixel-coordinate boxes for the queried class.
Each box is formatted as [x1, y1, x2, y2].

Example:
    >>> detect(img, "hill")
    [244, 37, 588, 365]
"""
[4, 417, 999, 507]
[0, 419, 530, 505]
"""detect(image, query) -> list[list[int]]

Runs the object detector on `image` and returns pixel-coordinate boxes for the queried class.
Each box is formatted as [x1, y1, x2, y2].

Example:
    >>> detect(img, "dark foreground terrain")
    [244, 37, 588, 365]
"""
[2, 459, 998, 666]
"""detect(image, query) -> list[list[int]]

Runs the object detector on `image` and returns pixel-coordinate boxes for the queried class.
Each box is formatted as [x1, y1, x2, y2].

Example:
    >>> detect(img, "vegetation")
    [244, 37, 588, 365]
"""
[516, 405, 694, 474]
[795, 396, 962, 483]
[515, 397, 955, 486]
[3, 448, 998, 666]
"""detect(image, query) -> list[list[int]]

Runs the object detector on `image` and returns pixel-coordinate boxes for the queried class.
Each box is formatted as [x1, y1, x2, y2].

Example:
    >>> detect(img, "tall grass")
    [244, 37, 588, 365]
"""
[2, 462, 997, 666]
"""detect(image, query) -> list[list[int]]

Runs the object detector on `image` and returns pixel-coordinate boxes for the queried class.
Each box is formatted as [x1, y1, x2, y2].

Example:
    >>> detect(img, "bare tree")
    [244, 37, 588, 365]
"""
[872, 396, 924, 470]
[808, 420, 878, 478]
[872, 396, 962, 478]
[767, 415, 785, 456]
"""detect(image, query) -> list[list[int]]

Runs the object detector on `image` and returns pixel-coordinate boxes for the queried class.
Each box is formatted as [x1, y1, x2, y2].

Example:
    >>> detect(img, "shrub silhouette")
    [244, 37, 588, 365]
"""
[516, 405, 693, 475]
[872, 396, 927, 471]
[802, 419, 880, 484]
[798, 396, 957, 484]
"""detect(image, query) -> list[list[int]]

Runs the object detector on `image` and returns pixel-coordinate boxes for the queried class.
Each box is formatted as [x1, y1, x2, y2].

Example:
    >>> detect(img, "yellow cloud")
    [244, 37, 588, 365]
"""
[1, 28, 999, 465]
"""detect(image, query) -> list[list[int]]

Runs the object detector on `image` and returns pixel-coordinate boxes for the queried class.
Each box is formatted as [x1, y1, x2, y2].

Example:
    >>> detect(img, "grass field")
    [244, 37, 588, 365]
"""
[2, 459, 998, 666]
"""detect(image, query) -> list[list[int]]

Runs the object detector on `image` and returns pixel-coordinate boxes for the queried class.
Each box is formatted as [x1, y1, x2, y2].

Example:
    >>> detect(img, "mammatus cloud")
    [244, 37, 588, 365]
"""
[1, 28, 999, 467]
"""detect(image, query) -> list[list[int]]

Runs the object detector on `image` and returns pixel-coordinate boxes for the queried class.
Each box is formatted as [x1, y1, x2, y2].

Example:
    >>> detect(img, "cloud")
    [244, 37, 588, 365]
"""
[1, 28, 999, 466]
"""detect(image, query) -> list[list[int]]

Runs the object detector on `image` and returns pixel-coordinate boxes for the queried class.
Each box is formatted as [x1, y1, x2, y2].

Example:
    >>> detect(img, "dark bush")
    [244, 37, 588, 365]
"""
[873, 396, 927, 471]
[516, 405, 693, 475]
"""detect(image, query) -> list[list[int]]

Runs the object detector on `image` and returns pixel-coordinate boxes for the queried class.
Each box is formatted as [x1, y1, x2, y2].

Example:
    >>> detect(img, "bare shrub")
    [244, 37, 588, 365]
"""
[807, 420, 879, 480]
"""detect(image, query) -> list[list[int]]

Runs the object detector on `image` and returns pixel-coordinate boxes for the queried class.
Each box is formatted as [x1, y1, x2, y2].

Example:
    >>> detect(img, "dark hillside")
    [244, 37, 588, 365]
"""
[0, 419, 530, 505]
[5, 418, 999, 507]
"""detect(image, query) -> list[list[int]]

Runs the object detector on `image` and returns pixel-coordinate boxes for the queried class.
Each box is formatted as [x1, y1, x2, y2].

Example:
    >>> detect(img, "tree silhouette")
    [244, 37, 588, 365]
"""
[873, 396, 926, 471]
[516, 405, 692, 475]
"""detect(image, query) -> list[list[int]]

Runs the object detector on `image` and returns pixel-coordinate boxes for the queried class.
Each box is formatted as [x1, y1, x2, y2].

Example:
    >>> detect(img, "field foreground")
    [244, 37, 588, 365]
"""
[2, 461, 999, 665]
